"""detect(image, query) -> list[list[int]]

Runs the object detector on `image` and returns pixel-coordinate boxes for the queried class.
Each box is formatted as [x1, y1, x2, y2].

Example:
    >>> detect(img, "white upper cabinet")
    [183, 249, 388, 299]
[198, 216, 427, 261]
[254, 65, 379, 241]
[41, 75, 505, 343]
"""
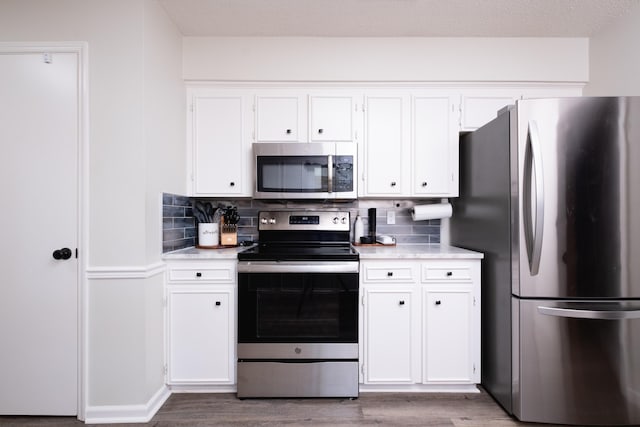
[412, 94, 458, 197]
[255, 95, 306, 142]
[254, 93, 359, 143]
[186, 83, 582, 199]
[309, 95, 357, 142]
[459, 84, 583, 131]
[361, 91, 457, 198]
[362, 94, 410, 196]
[460, 94, 517, 131]
[187, 88, 252, 197]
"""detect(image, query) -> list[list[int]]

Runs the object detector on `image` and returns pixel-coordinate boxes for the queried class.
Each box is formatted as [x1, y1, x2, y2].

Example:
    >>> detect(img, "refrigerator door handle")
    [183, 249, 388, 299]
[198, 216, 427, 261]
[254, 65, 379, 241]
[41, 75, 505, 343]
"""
[327, 154, 333, 193]
[538, 305, 640, 320]
[523, 121, 544, 275]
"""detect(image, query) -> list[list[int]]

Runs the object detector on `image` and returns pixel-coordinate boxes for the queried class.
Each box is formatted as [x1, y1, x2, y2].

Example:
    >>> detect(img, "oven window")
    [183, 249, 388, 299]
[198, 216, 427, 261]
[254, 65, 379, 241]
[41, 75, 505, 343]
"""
[257, 155, 328, 193]
[238, 272, 358, 343]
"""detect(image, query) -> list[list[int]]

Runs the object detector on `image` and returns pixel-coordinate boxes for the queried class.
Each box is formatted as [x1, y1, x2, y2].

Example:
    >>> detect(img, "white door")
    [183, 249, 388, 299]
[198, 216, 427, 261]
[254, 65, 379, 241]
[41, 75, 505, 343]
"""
[191, 94, 247, 196]
[363, 95, 408, 196]
[0, 50, 79, 415]
[423, 289, 473, 383]
[363, 288, 415, 383]
[309, 95, 354, 141]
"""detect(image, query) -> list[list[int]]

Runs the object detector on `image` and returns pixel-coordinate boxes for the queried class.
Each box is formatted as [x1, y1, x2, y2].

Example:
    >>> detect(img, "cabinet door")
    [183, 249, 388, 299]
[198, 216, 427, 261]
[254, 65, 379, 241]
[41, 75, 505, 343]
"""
[363, 95, 409, 196]
[190, 94, 249, 196]
[309, 95, 355, 142]
[255, 95, 304, 142]
[168, 287, 235, 384]
[460, 95, 516, 131]
[363, 287, 417, 383]
[412, 96, 458, 196]
[423, 288, 475, 383]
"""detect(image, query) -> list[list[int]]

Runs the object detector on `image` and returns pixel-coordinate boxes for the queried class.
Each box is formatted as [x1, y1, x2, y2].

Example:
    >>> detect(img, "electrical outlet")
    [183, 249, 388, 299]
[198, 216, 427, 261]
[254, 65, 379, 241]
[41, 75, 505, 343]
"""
[387, 210, 396, 225]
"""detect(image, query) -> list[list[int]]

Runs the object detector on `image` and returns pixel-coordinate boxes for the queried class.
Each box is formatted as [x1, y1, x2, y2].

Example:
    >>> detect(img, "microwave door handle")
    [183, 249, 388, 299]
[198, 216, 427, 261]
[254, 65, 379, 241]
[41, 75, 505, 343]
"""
[327, 154, 333, 193]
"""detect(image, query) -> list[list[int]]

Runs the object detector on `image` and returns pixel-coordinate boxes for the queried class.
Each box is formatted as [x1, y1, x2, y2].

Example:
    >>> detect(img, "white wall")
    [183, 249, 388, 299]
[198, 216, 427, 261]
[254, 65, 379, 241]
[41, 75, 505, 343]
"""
[143, 0, 186, 264]
[183, 37, 589, 82]
[0, 0, 184, 414]
[585, 3, 640, 95]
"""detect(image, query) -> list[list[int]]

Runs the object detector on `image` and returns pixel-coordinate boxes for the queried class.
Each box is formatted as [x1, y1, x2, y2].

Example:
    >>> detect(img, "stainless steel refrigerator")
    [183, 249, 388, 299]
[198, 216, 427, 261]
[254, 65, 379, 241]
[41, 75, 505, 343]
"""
[450, 97, 640, 425]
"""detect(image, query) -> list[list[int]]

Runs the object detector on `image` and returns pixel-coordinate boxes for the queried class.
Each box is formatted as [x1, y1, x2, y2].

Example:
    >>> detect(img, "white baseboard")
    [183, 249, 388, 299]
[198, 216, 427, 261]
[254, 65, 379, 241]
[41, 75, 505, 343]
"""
[84, 385, 170, 424]
[169, 384, 237, 393]
[359, 383, 480, 393]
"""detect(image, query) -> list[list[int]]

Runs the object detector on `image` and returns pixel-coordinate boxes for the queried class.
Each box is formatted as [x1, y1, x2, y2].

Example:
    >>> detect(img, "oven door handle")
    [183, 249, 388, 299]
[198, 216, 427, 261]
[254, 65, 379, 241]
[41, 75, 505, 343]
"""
[238, 261, 359, 274]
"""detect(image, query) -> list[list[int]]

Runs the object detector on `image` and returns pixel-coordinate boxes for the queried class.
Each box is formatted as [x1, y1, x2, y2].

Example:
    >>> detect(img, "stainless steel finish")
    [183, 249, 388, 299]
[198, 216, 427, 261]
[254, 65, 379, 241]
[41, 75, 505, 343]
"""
[238, 343, 358, 359]
[537, 304, 640, 320]
[516, 97, 640, 299]
[254, 141, 336, 157]
[451, 96, 640, 425]
[238, 261, 359, 274]
[253, 142, 358, 200]
[515, 299, 640, 425]
[237, 361, 359, 398]
[451, 109, 515, 413]
[523, 120, 544, 276]
[327, 154, 333, 193]
[257, 210, 350, 232]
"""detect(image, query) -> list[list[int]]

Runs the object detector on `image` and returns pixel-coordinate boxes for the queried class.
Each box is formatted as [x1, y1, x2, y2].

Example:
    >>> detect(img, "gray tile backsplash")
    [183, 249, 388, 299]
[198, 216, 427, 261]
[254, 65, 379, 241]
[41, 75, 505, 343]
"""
[162, 193, 196, 252]
[162, 194, 442, 252]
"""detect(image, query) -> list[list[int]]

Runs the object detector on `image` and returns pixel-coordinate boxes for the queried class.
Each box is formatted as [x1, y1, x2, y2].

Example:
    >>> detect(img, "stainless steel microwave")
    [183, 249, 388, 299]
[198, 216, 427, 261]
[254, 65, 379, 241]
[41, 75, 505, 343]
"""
[253, 142, 357, 200]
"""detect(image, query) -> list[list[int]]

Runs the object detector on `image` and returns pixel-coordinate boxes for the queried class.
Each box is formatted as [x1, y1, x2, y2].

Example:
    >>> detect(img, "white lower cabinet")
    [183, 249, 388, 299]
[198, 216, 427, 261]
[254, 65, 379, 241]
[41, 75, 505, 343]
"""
[423, 288, 477, 384]
[360, 258, 480, 390]
[165, 260, 236, 388]
[362, 287, 419, 383]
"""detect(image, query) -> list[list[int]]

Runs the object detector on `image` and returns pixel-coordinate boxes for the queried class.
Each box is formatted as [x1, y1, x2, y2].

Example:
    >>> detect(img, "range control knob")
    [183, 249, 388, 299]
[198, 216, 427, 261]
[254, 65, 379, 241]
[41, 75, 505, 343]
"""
[260, 217, 268, 224]
[333, 217, 340, 224]
[341, 217, 348, 224]
[269, 217, 276, 224]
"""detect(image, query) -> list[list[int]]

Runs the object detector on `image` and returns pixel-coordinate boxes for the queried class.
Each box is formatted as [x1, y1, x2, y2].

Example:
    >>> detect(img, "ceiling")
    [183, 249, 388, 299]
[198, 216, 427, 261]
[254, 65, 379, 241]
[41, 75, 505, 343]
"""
[159, 0, 640, 37]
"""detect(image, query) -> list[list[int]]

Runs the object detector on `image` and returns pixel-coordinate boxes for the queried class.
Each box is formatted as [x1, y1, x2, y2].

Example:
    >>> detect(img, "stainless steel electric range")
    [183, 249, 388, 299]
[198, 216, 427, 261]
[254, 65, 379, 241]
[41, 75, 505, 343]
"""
[236, 210, 359, 398]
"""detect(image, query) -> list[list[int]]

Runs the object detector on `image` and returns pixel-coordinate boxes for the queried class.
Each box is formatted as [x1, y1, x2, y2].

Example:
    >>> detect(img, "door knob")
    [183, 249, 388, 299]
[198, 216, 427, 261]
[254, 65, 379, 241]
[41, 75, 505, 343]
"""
[53, 247, 72, 260]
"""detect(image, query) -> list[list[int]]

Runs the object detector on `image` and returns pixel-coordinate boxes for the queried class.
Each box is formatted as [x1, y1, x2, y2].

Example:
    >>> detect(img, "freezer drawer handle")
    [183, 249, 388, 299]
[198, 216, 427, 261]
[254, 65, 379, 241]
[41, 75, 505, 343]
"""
[538, 306, 640, 320]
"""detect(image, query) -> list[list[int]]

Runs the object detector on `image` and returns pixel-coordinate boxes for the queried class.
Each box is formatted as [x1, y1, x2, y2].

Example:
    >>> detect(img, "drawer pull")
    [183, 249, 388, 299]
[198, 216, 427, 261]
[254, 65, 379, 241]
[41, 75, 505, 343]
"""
[390, 181, 397, 187]
[286, 129, 291, 134]
[435, 300, 442, 305]
[318, 128, 324, 134]
[446, 271, 453, 277]
[196, 272, 202, 277]
[387, 271, 393, 277]
[215, 301, 221, 306]
[399, 300, 405, 306]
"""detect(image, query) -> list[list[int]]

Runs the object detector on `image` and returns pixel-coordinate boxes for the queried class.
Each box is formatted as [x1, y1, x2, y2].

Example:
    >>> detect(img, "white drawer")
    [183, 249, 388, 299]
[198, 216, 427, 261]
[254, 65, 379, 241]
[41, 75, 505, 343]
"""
[363, 263, 417, 283]
[422, 262, 472, 282]
[167, 261, 236, 284]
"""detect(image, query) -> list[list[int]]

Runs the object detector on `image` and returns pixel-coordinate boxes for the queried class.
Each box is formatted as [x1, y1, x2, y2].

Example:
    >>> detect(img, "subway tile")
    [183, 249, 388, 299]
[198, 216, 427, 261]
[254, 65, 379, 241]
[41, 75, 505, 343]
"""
[174, 217, 195, 229]
[163, 205, 186, 218]
[163, 196, 442, 253]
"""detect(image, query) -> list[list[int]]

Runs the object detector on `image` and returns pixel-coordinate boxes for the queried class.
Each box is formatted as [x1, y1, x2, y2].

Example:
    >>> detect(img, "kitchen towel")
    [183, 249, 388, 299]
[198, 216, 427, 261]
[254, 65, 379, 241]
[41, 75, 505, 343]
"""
[411, 203, 453, 221]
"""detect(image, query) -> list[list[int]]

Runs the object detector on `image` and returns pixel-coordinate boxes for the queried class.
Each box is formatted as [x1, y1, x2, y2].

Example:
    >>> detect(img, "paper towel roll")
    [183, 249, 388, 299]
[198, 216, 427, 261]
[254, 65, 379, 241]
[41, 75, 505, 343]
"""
[411, 203, 452, 221]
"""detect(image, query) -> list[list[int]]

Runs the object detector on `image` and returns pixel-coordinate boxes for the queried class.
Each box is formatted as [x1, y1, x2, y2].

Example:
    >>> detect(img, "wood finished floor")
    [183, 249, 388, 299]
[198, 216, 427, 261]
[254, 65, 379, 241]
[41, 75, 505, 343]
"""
[0, 390, 565, 426]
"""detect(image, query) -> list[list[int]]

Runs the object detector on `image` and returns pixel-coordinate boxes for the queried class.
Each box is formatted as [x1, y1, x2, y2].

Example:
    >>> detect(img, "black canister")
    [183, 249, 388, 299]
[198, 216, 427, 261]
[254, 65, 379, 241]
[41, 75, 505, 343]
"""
[368, 208, 377, 240]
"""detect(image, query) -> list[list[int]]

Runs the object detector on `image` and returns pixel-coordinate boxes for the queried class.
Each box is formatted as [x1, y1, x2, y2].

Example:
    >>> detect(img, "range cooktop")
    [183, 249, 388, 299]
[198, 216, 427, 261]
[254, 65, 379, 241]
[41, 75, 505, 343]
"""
[238, 243, 359, 262]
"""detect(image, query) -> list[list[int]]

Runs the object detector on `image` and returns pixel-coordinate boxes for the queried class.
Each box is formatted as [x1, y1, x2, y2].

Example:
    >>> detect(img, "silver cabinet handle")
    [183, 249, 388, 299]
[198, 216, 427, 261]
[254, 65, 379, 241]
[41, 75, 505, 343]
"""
[538, 306, 640, 320]
[523, 121, 544, 275]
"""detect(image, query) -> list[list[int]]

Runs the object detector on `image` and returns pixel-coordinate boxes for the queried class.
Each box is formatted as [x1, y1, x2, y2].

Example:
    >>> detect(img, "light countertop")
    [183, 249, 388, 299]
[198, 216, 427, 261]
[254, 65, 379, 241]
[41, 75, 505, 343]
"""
[163, 245, 251, 260]
[355, 244, 483, 260]
[163, 244, 483, 260]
